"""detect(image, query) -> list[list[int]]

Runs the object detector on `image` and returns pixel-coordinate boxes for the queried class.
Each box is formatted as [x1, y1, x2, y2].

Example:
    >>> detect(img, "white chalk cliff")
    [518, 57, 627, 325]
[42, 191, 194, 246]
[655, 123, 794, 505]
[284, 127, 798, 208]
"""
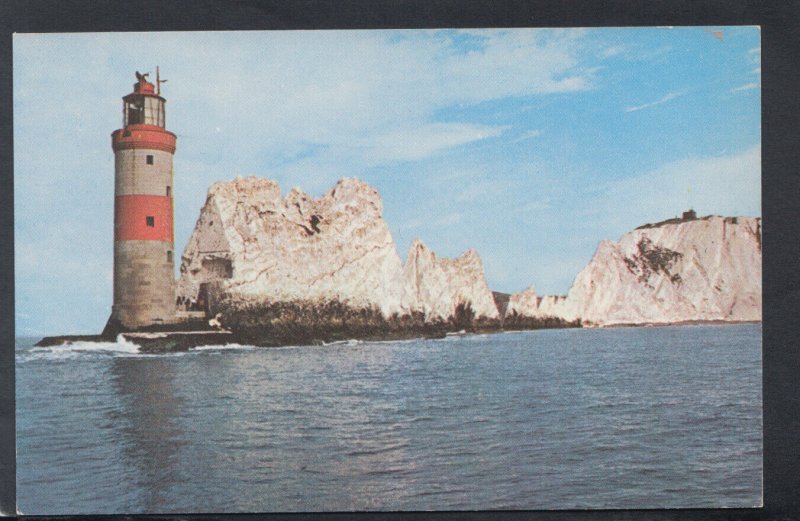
[505, 286, 539, 317]
[178, 176, 500, 323]
[505, 286, 570, 320]
[508, 215, 762, 326]
[177, 176, 414, 317]
[404, 239, 500, 322]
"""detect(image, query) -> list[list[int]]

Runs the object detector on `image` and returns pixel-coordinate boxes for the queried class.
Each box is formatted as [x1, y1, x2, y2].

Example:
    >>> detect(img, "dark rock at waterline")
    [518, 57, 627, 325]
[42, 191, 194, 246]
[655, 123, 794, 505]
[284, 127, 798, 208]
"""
[36, 335, 110, 347]
[502, 312, 582, 331]
[34, 331, 235, 353]
[37, 299, 582, 352]
[212, 298, 503, 347]
[127, 331, 236, 353]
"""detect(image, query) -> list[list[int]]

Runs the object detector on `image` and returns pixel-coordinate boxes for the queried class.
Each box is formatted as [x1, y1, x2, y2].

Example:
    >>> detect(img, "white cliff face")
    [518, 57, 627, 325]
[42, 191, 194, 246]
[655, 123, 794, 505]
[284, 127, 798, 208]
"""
[505, 286, 571, 319]
[506, 286, 539, 316]
[404, 239, 500, 321]
[537, 295, 571, 317]
[509, 215, 762, 326]
[177, 176, 415, 317]
[178, 176, 501, 324]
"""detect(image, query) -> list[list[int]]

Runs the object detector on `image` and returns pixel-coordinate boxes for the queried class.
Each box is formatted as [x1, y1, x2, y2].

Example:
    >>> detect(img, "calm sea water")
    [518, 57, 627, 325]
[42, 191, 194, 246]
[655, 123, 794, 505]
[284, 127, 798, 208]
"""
[16, 324, 762, 514]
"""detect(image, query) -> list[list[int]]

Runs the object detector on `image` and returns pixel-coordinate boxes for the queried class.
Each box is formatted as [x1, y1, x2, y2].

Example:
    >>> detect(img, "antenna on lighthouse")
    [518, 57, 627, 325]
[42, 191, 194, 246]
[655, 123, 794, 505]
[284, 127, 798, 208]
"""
[156, 66, 168, 95]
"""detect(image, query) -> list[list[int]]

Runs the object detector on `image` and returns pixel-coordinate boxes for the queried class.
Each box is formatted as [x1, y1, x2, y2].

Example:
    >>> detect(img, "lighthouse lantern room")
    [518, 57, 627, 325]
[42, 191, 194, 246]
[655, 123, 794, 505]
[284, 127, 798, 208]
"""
[106, 69, 177, 332]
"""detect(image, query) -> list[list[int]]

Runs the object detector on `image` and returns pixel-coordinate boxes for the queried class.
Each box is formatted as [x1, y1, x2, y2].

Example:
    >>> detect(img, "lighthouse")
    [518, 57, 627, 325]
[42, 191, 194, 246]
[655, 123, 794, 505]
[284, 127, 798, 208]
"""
[106, 69, 177, 332]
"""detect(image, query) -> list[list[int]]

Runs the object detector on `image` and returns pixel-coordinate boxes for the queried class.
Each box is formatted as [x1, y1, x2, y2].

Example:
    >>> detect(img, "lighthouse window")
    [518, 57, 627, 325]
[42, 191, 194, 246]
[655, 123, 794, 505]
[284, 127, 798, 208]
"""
[146, 216, 155, 227]
[166, 186, 171, 196]
[167, 251, 173, 263]
[144, 97, 165, 127]
[125, 99, 144, 125]
[146, 155, 154, 165]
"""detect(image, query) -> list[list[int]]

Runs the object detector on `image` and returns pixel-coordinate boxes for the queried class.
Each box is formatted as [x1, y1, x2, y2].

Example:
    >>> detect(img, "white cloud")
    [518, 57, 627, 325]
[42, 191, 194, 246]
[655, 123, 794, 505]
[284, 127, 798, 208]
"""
[366, 123, 506, 162]
[746, 46, 761, 68]
[512, 129, 542, 143]
[625, 90, 686, 112]
[16, 30, 594, 169]
[731, 82, 759, 93]
[627, 44, 673, 63]
[137, 29, 593, 170]
[599, 45, 625, 58]
[591, 145, 761, 235]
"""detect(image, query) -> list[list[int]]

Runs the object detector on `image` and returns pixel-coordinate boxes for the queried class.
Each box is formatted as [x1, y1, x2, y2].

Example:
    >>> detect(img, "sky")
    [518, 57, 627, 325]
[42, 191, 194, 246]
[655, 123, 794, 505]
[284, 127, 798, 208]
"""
[13, 28, 761, 336]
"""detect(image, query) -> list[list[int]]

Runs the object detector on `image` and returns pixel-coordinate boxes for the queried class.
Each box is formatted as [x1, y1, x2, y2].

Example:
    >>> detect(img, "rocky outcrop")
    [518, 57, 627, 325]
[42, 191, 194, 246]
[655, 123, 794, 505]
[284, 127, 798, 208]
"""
[506, 286, 539, 317]
[503, 286, 580, 329]
[508, 215, 762, 327]
[179, 177, 759, 340]
[177, 176, 415, 318]
[177, 176, 501, 343]
[404, 239, 500, 324]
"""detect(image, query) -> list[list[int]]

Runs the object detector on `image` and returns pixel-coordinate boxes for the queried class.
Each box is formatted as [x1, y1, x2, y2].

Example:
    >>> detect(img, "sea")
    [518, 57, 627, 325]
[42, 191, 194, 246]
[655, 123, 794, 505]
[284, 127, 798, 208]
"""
[15, 324, 762, 514]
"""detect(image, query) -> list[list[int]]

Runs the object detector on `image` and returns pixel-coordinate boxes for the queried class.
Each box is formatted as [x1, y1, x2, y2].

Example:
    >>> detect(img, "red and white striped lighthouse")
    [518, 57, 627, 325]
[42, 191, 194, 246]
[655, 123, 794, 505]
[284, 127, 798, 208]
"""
[107, 69, 177, 331]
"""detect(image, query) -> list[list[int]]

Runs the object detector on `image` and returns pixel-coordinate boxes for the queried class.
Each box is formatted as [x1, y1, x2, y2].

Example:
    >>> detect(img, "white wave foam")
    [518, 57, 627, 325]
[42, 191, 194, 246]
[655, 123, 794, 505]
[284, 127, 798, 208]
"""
[18, 334, 433, 362]
[363, 337, 420, 346]
[191, 343, 257, 352]
[322, 339, 362, 346]
[20, 335, 141, 361]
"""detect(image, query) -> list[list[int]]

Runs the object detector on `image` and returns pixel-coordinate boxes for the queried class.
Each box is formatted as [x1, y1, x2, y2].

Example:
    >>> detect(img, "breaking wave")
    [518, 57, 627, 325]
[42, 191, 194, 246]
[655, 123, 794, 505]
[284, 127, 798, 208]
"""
[18, 335, 141, 362]
[190, 343, 257, 352]
[322, 339, 362, 346]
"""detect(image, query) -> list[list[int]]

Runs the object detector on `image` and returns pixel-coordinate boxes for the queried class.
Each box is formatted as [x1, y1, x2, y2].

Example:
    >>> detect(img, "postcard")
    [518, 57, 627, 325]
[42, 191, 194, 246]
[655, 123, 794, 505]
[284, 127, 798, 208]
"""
[14, 27, 761, 513]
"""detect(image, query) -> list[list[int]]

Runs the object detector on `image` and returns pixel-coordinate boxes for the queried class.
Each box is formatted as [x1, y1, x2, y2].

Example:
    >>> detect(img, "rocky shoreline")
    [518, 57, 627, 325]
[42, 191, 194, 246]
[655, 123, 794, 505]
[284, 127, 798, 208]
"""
[37, 298, 583, 353]
[35, 331, 235, 353]
[37, 298, 583, 352]
[34, 317, 762, 354]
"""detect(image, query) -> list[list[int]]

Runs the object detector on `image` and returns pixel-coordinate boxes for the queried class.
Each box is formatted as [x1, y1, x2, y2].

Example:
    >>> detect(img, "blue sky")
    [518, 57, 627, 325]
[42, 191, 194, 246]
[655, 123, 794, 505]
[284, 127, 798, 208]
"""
[14, 28, 761, 336]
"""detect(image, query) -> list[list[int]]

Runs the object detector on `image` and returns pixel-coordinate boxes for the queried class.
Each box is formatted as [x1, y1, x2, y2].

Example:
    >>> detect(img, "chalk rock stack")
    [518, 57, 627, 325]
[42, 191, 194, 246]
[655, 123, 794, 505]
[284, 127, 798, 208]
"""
[503, 286, 576, 328]
[177, 176, 415, 316]
[179, 176, 761, 338]
[507, 215, 762, 326]
[404, 239, 500, 322]
[177, 176, 500, 339]
[505, 286, 570, 318]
